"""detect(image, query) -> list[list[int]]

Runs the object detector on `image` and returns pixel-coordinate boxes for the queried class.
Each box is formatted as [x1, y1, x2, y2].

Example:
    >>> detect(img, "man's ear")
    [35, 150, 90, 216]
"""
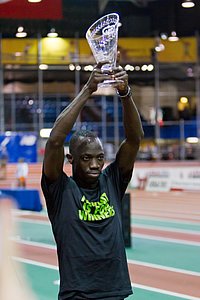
[66, 154, 73, 164]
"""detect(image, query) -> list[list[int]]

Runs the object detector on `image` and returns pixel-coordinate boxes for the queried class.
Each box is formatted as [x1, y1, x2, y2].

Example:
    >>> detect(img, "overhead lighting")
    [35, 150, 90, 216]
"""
[160, 33, 168, 40]
[154, 36, 165, 52]
[16, 26, 27, 38]
[39, 64, 48, 70]
[47, 28, 58, 38]
[181, 0, 195, 8]
[168, 31, 179, 42]
[40, 128, 52, 138]
[186, 137, 199, 144]
[180, 96, 188, 104]
[147, 64, 154, 71]
[155, 43, 165, 52]
[28, 0, 42, 3]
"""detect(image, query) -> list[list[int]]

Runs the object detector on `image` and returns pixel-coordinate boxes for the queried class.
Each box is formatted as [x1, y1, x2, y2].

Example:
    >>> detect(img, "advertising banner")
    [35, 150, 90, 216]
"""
[0, 0, 62, 20]
[0, 133, 37, 163]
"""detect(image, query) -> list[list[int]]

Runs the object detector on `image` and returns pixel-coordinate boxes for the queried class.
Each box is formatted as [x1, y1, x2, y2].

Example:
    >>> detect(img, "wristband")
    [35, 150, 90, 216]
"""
[116, 86, 132, 98]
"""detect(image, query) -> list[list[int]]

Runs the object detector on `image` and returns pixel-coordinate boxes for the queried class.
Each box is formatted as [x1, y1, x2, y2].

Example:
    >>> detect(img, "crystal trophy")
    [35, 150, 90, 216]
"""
[86, 13, 122, 87]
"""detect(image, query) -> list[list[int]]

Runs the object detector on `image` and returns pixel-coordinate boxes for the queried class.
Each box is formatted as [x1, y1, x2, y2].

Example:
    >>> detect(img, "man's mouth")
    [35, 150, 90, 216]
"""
[87, 171, 100, 176]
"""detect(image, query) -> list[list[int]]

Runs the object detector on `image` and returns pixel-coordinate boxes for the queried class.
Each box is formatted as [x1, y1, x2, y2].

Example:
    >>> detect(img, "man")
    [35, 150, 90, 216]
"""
[41, 61, 144, 300]
[16, 157, 29, 187]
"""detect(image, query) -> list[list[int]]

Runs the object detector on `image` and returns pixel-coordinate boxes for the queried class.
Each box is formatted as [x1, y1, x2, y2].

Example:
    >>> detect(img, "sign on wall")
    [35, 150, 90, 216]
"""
[0, 133, 37, 163]
[0, 0, 62, 19]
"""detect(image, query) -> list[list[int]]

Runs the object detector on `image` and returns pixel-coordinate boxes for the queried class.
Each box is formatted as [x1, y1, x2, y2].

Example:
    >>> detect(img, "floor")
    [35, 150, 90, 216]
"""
[12, 189, 200, 300]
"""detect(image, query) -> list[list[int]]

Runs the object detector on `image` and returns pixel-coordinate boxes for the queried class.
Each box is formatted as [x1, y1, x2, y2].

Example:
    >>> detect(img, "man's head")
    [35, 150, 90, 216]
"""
[66, 130, 105, 188]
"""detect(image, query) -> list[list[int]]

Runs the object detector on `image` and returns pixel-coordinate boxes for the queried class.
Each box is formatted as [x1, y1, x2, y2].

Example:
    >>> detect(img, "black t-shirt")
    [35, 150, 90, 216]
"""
[41, 161, 133, 300]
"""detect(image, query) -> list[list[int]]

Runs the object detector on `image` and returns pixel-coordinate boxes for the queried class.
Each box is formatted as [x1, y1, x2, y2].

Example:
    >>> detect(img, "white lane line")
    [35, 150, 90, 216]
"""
[15, 218, 49, 225]
[132, 215, 200, 225]
[132, 224, 200, 235]
[132, 283, 200, 300]
[132, 213, 200, 222]
[13, 238, 200, 278]
[13, 256, 58, 270]
[12, 257, 200, 300]
[128, 259, 200, 277]
[12, 238, 56, 249]
[132, 233, 200, 246]
[17, 217, 200, 235]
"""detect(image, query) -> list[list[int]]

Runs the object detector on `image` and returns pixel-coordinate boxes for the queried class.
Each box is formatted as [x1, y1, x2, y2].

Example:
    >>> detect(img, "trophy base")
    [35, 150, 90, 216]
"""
[98, 79, 124, 88]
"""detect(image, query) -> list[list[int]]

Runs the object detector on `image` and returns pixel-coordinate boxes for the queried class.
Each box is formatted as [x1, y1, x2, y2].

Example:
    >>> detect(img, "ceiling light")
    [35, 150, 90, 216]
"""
[141, 64, 148, 71]
[39, 64, 48, 70]
[125, 64, 134, 71]
[155, 43, 165, 52]
[69, 64, 75, 71]
[16, 26, 27, 38]
[47, 28, 58, 38]
[40, 128, 52, 138]
[147, 64, 154, 71]
[181, 0, 195, 8]
[168, 31, 179, 42]
[135, 66, 140, 71]
[28, 0, 42, 3]
[160, 33, 168, 40]
[180, 97, 188, 104]
[186, 137, 198, 144]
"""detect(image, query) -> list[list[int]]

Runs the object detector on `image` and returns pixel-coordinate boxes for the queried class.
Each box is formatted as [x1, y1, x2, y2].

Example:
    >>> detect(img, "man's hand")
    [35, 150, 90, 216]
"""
[113, 66, 129, 95]
[114, 51, 129, 95]
[84, 61, 113, 94]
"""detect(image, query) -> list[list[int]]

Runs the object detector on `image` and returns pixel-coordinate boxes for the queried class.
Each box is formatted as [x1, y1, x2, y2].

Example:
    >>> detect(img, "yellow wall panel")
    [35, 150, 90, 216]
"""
[2, 39, 38, 64]
[1, 37, 197, 65]
[158, 37, 197, 63]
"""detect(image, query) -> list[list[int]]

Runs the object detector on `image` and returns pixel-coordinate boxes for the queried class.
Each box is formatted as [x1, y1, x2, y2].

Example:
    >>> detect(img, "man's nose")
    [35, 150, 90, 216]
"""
[90, 158, 99, 168]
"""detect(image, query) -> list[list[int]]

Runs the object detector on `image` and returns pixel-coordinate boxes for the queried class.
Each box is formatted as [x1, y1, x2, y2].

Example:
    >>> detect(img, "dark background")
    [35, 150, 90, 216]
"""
[0, 0, 199, 38]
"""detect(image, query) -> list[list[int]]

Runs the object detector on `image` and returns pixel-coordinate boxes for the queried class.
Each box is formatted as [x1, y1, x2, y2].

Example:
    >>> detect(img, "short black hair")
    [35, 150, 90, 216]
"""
[69, 130, 98, 155]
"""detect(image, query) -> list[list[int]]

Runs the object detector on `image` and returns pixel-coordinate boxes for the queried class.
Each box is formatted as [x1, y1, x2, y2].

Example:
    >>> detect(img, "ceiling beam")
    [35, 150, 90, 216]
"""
[97, 0, 155, 13]
[98, 0, 109, 14]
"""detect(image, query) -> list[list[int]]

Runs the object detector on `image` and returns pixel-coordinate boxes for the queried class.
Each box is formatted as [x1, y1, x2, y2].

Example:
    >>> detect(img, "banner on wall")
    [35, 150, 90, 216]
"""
[131, 166, 200, 191]
[0, 0, 62, 19]
[0, 133, 37, 163]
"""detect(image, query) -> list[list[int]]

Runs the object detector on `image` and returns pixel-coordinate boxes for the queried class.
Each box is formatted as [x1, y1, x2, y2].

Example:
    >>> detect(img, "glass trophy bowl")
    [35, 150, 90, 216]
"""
[86, 13, 122, 87]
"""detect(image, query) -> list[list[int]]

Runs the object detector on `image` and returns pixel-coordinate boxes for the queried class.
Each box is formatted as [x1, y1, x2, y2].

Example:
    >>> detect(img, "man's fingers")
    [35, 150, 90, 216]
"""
[116, 51, 121, 65]
[95, 61, 110, 69]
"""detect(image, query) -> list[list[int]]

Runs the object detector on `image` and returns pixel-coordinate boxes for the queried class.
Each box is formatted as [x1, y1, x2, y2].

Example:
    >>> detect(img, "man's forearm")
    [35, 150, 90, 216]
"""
[120, 89, 144, 143]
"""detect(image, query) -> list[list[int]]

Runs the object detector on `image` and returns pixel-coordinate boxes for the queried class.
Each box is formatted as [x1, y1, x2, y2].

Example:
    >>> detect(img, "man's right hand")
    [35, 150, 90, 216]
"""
[84, 61, 112, 94]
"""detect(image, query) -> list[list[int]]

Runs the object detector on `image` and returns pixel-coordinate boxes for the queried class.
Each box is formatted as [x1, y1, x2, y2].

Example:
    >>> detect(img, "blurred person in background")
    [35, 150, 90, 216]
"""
[41, 58, 144, 300]
[16, 157, 29, 187]
[0, 145, 8, 179]
[0, 192, 37, 300]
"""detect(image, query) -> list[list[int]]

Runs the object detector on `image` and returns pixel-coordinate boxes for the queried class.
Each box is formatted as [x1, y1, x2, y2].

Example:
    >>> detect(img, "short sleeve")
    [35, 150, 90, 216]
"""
[41, 169, 69, 219]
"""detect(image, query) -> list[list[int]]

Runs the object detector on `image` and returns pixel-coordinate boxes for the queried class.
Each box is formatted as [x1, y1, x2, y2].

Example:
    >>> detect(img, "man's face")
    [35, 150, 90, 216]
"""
[72, 137, 105, 188]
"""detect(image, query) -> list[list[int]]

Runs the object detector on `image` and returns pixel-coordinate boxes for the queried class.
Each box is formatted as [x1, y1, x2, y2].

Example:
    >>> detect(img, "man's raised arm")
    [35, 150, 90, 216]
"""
[115, 68, 144, 178]
[43, 62, 112, 182]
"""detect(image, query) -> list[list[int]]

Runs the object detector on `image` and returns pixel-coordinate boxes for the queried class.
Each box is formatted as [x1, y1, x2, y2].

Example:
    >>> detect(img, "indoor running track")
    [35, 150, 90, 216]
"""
[13, 189, 200, 300]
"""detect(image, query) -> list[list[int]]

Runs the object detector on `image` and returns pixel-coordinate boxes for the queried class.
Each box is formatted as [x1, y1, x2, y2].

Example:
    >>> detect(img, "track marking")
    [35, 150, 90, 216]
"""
[12, 238, 56, 249]
[13, 256, 58, 270]
[128, 259, 200, 277]
[132, 233, 200, 246]
[132, 224, 200, 235]
[15, 218, 50, 225]
[12, 257, 200, 300]
[132, 283, 200, 300]
[13, 239, 200, 278]
[132, 215, 200, 225]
